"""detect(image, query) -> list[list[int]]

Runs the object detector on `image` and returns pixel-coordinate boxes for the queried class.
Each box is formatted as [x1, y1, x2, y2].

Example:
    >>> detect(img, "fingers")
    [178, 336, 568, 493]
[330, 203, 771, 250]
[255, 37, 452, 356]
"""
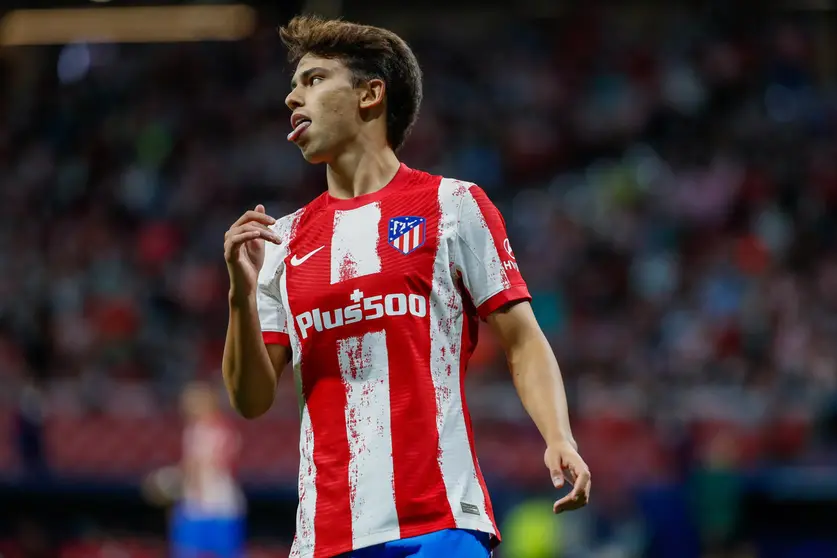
[227, 223, 281, 243]
[224, 203, 281, 265]
[224, 224, 280, 261]
[553, 494, 580, 514]
[232, 208, 276, 228]
[553, 468, 591, 514]
[224, 231, 259, 262]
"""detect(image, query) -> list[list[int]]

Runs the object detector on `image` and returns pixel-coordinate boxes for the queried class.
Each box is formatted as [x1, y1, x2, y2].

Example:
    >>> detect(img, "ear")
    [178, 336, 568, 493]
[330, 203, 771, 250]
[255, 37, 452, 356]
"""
[358, 78, 386, 110]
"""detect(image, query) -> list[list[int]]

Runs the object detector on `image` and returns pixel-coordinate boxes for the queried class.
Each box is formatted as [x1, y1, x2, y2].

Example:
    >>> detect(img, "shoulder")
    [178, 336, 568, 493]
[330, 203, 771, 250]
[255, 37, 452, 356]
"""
[268, 194, 324, 242]
[403, 165, 485, 215]
[269, 208, 304, 244]
[266, 192, 330, 246]
[259, 199, 322, 285]
[432, 173, 497, 223]
[432, 174, 506, 238]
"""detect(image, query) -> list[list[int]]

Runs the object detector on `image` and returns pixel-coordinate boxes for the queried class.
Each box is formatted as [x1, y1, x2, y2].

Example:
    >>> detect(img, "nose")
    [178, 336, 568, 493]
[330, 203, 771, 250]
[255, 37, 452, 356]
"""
[285, 87, 302, 111]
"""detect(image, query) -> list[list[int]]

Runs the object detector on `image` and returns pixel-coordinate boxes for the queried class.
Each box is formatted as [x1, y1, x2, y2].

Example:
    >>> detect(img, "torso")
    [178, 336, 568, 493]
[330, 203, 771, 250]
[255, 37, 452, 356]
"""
[259, 164, 519, 558]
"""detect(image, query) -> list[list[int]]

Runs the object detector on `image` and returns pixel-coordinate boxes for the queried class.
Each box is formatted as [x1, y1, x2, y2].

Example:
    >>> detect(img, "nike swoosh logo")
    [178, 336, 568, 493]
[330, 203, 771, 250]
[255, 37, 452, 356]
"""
[290, 246, 325, 267]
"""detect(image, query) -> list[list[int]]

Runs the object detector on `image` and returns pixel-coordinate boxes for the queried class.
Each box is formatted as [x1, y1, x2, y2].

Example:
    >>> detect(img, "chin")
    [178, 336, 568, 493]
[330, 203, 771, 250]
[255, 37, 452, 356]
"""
[300, 151, 327, 164]
[299, 144, 332, 165]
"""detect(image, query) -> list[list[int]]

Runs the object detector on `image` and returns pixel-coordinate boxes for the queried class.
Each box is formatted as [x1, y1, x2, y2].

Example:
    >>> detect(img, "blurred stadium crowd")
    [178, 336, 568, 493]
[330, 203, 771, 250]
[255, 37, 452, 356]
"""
[1, 3, 836, 557]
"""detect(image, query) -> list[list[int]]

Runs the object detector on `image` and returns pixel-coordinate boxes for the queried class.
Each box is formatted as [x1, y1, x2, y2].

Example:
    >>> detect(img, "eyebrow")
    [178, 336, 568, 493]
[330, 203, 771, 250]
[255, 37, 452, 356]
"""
[290, 67, 329, 89]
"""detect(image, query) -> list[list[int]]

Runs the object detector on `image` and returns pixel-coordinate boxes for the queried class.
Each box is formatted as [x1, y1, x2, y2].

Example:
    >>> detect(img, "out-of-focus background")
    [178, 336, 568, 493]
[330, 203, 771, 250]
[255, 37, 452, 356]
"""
[1, 0, 836, 557]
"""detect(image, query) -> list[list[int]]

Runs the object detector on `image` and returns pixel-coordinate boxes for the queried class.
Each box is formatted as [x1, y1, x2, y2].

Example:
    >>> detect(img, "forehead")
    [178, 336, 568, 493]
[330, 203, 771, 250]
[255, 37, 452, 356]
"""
[293, 54, 348, 77]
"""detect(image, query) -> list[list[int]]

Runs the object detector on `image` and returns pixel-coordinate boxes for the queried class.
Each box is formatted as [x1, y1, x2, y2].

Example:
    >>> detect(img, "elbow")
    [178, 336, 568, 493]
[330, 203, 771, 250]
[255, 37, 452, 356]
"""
[235, 405, 267, 420]
[228, 394, 272, 420]
[232, 403, 269, 420]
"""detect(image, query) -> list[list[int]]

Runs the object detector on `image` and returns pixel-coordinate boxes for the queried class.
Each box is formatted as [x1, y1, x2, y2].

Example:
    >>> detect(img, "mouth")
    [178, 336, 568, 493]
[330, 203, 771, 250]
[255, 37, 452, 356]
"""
[288, 115, 312, 142]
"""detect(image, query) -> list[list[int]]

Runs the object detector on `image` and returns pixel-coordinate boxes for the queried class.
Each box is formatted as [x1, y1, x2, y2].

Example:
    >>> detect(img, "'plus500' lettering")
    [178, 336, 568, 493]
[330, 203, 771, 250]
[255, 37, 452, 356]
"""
[296, 293, 427, 339]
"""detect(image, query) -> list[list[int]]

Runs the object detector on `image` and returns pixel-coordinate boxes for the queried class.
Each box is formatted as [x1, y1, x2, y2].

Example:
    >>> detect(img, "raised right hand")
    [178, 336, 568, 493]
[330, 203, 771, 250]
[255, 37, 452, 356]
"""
[224, 204, 281, 302]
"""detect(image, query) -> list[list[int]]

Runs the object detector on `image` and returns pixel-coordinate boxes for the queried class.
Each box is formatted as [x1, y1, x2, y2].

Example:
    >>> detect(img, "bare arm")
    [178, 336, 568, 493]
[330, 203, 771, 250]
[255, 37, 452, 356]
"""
[487, 301, 575, 446]
[487, 300, 590, 513]
[221, 204, 290, 419]
[222, 294, 290, 419]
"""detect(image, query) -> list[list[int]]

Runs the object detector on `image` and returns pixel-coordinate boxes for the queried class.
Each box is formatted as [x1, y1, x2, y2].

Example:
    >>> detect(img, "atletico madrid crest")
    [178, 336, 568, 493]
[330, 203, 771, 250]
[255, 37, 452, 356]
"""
[388, 216, 426, 255]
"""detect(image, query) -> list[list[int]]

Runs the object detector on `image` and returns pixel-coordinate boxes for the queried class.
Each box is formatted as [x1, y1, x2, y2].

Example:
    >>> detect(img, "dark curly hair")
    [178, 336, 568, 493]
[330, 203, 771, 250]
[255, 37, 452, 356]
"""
[279, 15, 423, 152]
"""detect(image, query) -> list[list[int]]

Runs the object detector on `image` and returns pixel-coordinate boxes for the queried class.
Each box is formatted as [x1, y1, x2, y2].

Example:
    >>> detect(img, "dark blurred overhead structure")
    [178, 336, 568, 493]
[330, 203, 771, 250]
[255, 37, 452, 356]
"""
[0, 5, 257, 45]
[0, 1, 306, 46]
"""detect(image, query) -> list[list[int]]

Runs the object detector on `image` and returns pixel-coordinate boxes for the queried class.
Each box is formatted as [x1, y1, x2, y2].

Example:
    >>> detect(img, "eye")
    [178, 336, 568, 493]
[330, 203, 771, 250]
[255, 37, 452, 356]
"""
[310, 76, 324, 86]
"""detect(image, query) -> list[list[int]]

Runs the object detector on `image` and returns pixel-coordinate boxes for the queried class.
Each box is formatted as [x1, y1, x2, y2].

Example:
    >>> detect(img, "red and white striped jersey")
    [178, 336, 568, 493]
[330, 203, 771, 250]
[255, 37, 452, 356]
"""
[181, 415, 243, 517]
[257, 163, 530, 558]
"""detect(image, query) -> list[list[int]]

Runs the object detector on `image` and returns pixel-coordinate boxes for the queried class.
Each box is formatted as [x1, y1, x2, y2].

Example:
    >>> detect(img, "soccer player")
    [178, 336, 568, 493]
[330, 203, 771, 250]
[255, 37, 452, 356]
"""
[221, 15, 591, 558]
[148, 382, 246, 558]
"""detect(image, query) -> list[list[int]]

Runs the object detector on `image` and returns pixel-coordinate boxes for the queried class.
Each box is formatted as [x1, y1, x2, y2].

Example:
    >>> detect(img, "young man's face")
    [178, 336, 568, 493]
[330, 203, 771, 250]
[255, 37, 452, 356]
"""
[286, 54, 363, 163]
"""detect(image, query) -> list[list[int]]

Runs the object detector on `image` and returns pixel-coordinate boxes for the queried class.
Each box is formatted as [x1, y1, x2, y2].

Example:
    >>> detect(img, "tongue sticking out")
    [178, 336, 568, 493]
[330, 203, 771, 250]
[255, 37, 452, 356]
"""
[287, 120, 311, 142]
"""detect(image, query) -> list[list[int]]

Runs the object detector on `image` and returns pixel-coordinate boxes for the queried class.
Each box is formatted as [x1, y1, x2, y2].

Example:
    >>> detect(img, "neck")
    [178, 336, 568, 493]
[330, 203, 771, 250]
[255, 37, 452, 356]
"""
[326, 142, 401, 200]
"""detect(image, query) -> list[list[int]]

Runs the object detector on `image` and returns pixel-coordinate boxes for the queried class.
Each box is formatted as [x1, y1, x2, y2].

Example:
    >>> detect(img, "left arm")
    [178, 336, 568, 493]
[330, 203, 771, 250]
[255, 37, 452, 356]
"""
[451, 181, 590, 514]
[487, 301, 574, 448]
[487, 301, 591, 513]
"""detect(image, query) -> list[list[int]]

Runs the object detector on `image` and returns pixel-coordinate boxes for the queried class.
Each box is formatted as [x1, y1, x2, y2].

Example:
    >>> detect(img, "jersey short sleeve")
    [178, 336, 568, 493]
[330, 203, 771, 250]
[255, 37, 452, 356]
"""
[454, 184, 532, 317]
[256, 248, 291, 347]
[257, 262, 289, 346]
[257, 217, 297, 347]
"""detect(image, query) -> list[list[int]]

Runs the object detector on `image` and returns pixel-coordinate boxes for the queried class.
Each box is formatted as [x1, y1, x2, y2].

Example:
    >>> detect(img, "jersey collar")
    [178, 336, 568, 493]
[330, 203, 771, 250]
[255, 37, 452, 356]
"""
[325, 163, 413, 210]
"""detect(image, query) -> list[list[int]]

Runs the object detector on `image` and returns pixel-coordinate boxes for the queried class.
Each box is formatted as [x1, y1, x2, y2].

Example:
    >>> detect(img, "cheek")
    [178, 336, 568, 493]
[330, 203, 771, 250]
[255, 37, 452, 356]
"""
[319, 90, 356, 121]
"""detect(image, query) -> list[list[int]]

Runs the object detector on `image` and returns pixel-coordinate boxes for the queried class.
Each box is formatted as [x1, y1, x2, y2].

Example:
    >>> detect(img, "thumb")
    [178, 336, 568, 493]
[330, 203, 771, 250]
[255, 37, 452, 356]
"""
[551, 468, 565, 489]
[255, 204, 265, 214]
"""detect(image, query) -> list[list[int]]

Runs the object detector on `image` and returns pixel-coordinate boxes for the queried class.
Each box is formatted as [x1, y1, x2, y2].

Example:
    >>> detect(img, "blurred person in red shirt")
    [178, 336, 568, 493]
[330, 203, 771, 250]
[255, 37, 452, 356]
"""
[144, 382, 245, 558]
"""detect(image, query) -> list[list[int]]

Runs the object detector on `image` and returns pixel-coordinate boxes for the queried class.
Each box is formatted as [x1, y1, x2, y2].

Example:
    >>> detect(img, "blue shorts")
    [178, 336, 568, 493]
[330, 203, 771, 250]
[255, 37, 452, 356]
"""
[170, 505, 245, 558]
[339, 529, 492, 557]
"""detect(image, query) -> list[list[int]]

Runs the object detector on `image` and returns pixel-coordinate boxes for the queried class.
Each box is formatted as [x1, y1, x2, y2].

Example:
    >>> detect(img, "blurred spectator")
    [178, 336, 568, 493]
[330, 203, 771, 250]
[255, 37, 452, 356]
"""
[13, 379, 48, 478]
[170, 382, 244, 558]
